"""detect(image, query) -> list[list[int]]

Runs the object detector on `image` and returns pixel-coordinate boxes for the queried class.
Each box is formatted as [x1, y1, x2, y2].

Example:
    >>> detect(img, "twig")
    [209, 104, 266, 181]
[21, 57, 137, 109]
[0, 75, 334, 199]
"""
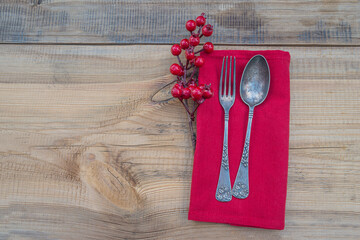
[188, 113, 196, 152]
[186, 64, 195, 70]
[188, 68, 197, 82]
[179, 99, 191, 115]
[197, 26, 202, 35]
[192, 102, 199, 115]
[194, 49, 204, 54]
[177, 55, 184, 68]
[185, 99, 196, 152]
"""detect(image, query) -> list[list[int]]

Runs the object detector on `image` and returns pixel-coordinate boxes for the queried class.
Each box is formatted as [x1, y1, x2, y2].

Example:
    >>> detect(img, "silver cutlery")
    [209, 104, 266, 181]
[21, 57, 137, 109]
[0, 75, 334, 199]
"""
[216, 56, 236, 202]
[232, 55, 270, 199]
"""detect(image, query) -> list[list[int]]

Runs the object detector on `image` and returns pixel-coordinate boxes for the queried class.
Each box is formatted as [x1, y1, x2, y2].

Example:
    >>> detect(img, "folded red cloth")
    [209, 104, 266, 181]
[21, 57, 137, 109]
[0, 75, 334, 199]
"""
[188, 50, 291, 230]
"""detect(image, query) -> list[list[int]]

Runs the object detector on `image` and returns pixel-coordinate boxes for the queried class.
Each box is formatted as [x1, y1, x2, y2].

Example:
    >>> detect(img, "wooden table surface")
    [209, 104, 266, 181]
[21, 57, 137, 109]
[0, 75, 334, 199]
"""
[0, 1, 359, 239]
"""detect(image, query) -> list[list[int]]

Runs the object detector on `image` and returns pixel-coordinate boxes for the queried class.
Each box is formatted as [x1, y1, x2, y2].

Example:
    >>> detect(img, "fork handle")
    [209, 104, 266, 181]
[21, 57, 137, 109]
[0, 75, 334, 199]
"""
[232, 106, 254, 199]
[215, 111, 232, 202]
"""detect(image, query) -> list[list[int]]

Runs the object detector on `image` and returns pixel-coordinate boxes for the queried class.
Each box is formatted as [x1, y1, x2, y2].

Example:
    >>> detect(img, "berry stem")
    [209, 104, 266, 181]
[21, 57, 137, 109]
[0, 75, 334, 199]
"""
[185, 99, 196, 152]
[186, 64, 194, 70]
[184, 60, 189, 81]
[189, 67, 198, 81]
[194, 49, 204, 54]
[192, 102, 199, 114]
[179, 99, 191, 115]
[177, 55, 184, 68]
[188, 114, 196, 152]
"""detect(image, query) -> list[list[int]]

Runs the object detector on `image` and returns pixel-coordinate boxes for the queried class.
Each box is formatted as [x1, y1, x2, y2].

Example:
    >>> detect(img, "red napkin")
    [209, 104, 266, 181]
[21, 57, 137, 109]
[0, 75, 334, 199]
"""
[188, 50, 291, 230]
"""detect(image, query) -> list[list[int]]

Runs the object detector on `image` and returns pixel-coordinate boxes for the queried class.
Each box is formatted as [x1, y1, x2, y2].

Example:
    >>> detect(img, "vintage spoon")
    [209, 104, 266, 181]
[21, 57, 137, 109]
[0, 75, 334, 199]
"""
[232, 55, 270, 199]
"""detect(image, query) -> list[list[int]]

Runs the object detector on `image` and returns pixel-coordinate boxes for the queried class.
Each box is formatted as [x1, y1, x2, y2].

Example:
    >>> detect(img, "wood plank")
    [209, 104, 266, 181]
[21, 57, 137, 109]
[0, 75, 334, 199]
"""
[0, 45, 359, 239]
[0, 0, 358, 45]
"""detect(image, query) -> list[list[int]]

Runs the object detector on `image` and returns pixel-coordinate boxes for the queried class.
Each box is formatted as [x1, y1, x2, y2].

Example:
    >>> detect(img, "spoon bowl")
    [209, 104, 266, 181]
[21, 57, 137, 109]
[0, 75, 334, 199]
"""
[240, 55, 270, 107]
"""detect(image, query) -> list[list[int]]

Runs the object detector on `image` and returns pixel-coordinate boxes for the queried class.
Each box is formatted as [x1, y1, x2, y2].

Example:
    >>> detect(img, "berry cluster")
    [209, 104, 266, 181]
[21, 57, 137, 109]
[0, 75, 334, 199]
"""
[170, 14, 214, 103]
[169, 13, 214, 150]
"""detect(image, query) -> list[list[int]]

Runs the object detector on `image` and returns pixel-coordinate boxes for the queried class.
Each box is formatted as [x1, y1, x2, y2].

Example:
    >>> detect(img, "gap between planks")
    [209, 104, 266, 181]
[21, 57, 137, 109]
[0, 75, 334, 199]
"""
[0, 43, 359, 47]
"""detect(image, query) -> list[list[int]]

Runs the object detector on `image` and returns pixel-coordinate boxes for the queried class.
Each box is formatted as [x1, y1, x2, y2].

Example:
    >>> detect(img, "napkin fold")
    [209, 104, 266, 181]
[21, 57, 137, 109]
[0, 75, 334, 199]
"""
[188, 50, 291, 230]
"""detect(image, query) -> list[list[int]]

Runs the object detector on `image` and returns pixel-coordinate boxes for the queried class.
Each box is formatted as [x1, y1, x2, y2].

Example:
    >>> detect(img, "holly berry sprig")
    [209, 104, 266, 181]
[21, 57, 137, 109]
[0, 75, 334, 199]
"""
[169, 13, 214, 151]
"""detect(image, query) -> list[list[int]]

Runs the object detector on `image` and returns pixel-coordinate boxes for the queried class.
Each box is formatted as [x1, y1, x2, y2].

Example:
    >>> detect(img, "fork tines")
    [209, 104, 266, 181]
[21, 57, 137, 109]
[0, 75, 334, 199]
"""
[219, 56, 236, 101]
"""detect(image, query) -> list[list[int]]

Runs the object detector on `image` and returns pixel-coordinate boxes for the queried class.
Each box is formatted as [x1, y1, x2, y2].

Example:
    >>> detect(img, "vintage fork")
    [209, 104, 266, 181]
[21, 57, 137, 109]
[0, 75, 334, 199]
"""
[215, 56, 236, 202]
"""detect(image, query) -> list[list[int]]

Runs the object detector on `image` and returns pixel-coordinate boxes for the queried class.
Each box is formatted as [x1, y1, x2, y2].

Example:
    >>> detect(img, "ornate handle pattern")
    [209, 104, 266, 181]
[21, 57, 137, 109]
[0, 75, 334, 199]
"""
[215, 112, 232, 202]
[232, 107, 254, 199]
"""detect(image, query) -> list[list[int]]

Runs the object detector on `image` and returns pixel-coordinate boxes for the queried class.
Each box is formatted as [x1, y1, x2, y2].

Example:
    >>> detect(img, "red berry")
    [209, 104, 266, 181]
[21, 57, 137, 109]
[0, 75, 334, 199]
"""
[202, 24, 213, 37]
[191, 87, 203, 101]
[189, 35, 200, 46]
[188, 82, 197, 91]
[198, 84, 205, 90]
[194, 56, 205, 67]
[196, 15, 206, 26]
[185, 51, 195, 60]
[186, 20, 196, 32]
[173, 83, 182, 89]
[182, 88, 191, 99]
[171, 85, 183, 98]
[203, 88, 214, 99]
[170, 63, 183, 76]
[180, 39, 190, 49]
[188, 79, 196, 86]
[171, 44, 182, 56]
[203, 42, 214, 53]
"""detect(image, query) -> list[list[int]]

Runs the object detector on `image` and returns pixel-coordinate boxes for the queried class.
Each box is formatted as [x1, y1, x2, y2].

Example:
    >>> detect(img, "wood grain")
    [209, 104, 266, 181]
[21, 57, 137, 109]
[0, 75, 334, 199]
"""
[0, 45, 359, 239]
[0, 0, 358, 45]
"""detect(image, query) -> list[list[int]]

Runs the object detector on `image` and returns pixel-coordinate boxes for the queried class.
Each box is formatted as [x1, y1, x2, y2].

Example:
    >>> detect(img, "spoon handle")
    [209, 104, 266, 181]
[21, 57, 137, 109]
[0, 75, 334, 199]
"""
[232, 106, 254, 199]
[215, 111, 232, 202]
